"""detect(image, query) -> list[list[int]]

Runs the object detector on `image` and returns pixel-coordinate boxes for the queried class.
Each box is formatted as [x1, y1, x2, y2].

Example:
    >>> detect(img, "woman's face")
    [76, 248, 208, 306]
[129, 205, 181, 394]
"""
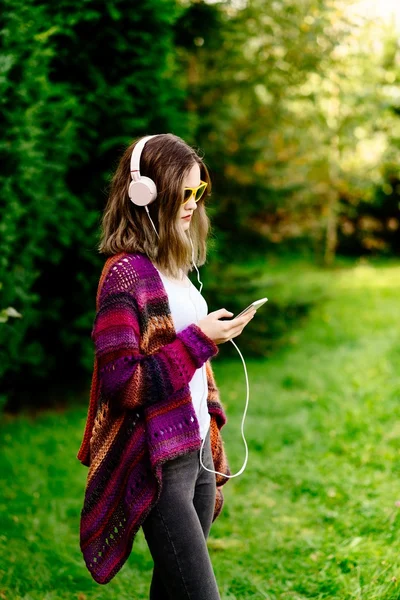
[178, 163, 201, 231]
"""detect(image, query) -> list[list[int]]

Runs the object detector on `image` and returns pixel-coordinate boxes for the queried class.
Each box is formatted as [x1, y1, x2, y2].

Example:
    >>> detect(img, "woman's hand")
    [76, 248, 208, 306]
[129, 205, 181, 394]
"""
[197, 308, 256, 345]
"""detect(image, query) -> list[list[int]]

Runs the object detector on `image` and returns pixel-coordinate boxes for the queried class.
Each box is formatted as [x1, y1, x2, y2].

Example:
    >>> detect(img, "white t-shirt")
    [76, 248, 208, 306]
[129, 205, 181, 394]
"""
[154, 266, 211, 441]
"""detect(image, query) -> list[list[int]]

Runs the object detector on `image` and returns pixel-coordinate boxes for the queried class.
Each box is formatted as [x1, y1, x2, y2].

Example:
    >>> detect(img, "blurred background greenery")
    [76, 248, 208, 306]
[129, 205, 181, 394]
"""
[1, 0, 400, 410]
[1, 1, 400, 597]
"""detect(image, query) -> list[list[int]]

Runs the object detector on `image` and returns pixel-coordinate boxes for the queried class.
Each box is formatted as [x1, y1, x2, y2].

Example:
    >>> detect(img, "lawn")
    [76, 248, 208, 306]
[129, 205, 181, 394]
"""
[1, 256, 400, 600]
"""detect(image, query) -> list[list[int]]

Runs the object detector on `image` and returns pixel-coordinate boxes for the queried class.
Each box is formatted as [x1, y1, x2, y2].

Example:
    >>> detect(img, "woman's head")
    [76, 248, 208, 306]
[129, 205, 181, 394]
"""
[98, 133, 212, 279]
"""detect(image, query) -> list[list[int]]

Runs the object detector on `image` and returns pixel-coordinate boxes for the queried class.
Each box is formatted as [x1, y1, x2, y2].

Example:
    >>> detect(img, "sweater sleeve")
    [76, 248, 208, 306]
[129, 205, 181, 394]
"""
[92, 289, 219, 411]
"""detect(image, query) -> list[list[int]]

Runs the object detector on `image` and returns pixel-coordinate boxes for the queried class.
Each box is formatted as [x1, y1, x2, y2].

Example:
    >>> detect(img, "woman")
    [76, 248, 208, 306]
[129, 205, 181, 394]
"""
[76, 133, 255, 599]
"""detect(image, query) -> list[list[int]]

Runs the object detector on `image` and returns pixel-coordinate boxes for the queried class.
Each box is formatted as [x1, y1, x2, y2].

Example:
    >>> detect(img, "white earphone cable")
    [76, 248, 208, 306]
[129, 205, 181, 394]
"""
[145, 206, 160, 239]
[188, 234, 249, 479]
[145, 208, 249, 478]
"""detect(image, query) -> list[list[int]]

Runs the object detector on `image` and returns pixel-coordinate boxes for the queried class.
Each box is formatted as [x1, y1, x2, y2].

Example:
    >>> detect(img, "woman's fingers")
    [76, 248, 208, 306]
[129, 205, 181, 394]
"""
[231, 310, 255, 327]
[225, 311, 255, 339]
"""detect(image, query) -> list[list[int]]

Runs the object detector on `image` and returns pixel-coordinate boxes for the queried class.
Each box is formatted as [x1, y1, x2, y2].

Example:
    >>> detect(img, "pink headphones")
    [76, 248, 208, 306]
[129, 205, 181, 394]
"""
[128, 134, 161, 207]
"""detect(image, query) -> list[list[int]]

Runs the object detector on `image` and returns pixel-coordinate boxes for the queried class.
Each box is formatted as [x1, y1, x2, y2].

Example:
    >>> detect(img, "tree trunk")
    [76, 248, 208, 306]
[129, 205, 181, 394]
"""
[324, 187, 339, 266]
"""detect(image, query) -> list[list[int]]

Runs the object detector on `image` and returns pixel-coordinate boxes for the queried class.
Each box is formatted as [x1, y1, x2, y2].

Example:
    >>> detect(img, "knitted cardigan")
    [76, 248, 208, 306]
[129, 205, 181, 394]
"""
[76, 251, 230, 584]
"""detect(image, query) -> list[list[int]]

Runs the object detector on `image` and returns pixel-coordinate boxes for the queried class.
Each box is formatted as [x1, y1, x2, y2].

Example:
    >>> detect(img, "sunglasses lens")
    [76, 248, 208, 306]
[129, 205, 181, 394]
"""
[183, 189, 193, 203]
[195, 184, 206, 202]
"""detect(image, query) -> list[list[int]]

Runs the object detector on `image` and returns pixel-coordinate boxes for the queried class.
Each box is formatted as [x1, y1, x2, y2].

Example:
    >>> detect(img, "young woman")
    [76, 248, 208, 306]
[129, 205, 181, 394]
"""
[76, 133, 255, 599]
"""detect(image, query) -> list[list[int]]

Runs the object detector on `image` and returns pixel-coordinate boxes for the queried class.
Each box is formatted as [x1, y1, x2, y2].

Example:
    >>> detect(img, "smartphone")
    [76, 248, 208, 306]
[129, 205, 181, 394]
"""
[220, 297, 268, 320]
[235, 297, 268, 319]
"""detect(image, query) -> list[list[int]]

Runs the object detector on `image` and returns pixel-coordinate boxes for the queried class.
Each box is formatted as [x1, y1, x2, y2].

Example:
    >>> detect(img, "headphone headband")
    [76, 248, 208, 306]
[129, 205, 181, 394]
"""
[130, 134, 159, 177]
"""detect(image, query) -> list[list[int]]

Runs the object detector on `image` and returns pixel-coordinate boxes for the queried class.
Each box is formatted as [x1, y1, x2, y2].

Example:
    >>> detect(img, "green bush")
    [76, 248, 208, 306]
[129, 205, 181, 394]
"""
[0, 0, 189, 410]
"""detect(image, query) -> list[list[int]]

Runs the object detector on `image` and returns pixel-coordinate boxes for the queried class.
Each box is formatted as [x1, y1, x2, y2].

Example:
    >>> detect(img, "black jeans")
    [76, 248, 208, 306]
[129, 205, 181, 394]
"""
[141, 427, 221, 600]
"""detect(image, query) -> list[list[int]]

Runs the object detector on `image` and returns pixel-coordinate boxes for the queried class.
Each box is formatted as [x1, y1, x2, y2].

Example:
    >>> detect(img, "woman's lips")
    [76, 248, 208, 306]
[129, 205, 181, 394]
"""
[182, 215, 192, 220]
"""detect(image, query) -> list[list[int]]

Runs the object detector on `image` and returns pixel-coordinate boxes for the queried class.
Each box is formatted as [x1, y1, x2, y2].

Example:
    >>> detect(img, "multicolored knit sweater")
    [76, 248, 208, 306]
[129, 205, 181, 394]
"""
[76, 251, 230, 584]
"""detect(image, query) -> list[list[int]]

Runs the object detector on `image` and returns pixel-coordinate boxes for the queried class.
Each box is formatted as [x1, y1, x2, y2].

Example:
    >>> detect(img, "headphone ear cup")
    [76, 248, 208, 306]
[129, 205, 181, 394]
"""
[129, 176, 157, 206]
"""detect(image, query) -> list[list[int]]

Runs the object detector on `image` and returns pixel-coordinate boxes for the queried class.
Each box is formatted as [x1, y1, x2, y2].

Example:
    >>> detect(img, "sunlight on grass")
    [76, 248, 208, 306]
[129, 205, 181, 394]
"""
[336, 263, 400, 289]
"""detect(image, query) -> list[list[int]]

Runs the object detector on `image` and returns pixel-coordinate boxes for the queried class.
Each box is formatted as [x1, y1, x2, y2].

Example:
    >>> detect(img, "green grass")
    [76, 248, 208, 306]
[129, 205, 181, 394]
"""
[1, 256, 400, 599]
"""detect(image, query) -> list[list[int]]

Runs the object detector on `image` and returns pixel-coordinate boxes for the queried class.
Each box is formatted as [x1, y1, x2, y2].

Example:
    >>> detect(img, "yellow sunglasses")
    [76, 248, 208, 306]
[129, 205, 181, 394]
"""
[182, 180, 208, 206]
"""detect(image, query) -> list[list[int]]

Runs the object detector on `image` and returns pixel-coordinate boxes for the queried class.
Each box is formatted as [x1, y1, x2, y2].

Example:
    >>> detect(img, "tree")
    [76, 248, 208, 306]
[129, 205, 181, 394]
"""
[175, 0, 400, 263]
[0, 0, 190, 408]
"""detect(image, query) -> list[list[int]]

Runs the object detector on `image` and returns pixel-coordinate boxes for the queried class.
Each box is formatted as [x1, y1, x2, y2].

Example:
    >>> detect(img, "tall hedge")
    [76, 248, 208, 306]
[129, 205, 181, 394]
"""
[0, 0, 189, 410]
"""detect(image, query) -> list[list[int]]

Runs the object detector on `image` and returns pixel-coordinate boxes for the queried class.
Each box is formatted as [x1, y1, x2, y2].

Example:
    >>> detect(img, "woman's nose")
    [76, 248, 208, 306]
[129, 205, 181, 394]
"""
[185, 195, 197, 210]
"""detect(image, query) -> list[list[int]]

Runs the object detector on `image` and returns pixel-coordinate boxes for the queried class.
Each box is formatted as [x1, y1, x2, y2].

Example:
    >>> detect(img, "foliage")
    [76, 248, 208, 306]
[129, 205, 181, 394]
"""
[176, 0, 400, 261]
[2, 0, 400, 410]
[0, 0, 189, 407]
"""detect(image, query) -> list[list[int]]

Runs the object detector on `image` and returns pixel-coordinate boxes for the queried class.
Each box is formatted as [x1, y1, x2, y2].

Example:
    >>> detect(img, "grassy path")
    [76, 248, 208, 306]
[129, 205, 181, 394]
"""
[1, 259, 400, 599]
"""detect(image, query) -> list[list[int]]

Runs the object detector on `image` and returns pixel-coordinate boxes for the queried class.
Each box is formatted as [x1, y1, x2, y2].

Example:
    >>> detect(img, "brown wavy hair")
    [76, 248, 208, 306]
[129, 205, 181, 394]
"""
[98, 133, 213, 279]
